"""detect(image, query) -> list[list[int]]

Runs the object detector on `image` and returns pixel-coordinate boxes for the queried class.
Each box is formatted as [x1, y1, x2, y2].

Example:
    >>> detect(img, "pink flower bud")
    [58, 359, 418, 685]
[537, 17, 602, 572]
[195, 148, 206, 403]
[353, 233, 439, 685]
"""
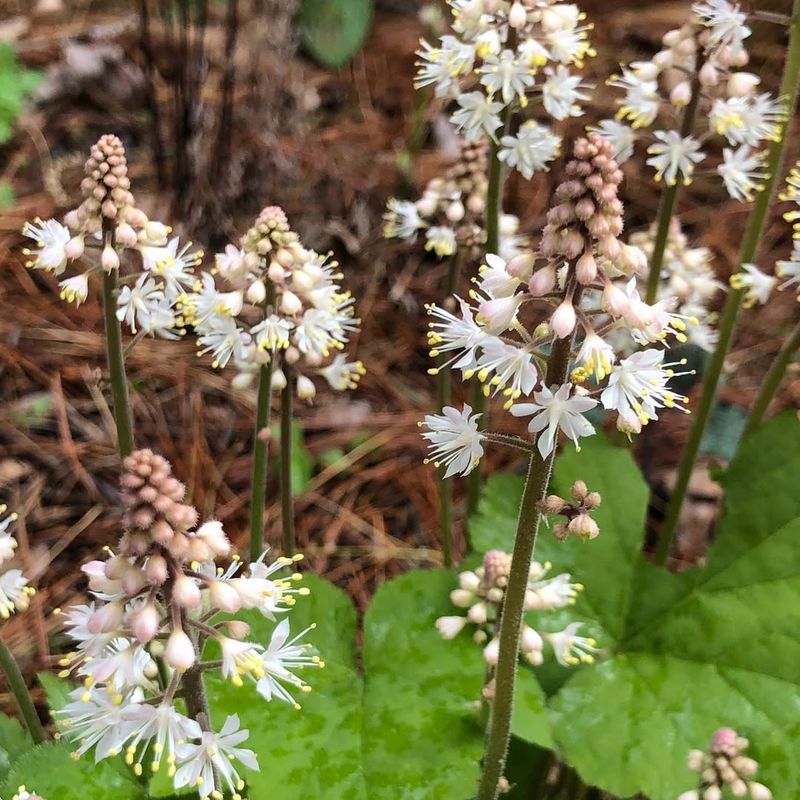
[246, 279, 266, 304]
[165, 628, 196, 671]
[297, 375, 316, 400]
[267, 261, 285, 282]
[146, 554, 168, 585]
[528, 265, 556, 296]
[172, 574, 201, 609]
[599, 235, 622, 262]
[521, 625, 543, 653]
[133, 603, 160, 643]
[603, 282, 629, 316]
[508, 1, 527, 28]
[101, 244, 120, 271]
[561, 230, 585, 260]
[104, 556, 129, 580]
[576, 252, 598, 284]
[568, 513, 600, 540]
[87, 601, 123, 634]
[209, 580, 242, 613]
[478, 294, 523, 332]
[698, 61, 719, 87]
[621, 244, 648, 274]
[435, 615, 467, 639]
[224, 620, 251, 640]
[670, 80, 692, 106]
[65, 236, 85, 260]
[749, 784, 772, 800]
[467, 601, 488, 624]
[116, 222, 138, 247]
[551, 299, 576, 338]
[121, 566, 147, 596]
[483, 637, 500, 665]
[727, 72, 760, 97]
[506, 252, 535, 281]
[196, 520, 231, 557]
[445, 199, 465, 223]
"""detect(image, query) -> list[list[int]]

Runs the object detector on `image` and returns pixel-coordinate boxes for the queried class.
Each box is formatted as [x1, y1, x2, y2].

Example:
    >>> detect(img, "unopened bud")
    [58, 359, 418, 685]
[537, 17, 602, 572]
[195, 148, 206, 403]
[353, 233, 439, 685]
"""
[542, 494, 566, 513]
[551, 299, 576, 338]
[568, 513, 600, 540]
[165, 628, 195, 671]
[101, 244, 120, 271]
[570, 480, 588, 501]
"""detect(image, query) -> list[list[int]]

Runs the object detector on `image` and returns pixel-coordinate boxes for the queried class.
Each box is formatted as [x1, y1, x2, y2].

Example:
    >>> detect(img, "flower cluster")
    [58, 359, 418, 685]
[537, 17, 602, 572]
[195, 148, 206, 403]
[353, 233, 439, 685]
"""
[415, 0, 595, 178]
[628, 219, 722, 351]
[22, 135, 201, 338]
[594, 0, 784, 201]
[730, 161, 800, 307]
[435, 549, 597, 667]
[188, 206, 363, 400]
[384, 140, 529, 261]
[678, 728, 772, 800]
[0, 506, 34, 620]
[422, 134, 694, 468]
[540, 479, 601, 540]
[56, 449, 322, 800]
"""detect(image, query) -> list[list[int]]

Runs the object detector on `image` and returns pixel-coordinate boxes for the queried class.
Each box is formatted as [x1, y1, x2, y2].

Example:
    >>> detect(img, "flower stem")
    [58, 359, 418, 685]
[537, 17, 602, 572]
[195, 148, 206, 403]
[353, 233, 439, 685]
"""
[101, 268, 134, 459]
[0, 637, 45, 744]
[280, 363, 295, 555]
[475, 317, 577, 800]
[644, 53, 706, 305]
[467, 132, 506, 521]
[656, 3, 800, 564]
[248, 361, 273, 562]
[743, 319, 800, 435]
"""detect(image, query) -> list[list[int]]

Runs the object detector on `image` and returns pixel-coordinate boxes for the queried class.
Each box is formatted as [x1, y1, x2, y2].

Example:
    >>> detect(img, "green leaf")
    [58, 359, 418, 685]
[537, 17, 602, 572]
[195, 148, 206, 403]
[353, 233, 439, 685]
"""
[271, 419, 314, 496]
[0, 714, 33, 784]
[37, 671, 74, 713]
[297, 0, 372, 68]
[544, 414, 800, 799]
[1, 741, 143, 800]
[0, 44, 42, 145]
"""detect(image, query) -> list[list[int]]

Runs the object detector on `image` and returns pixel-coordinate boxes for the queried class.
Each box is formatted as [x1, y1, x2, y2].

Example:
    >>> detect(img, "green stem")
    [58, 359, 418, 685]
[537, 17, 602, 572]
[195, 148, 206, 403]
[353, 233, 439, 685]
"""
[101, 269, 134, 459]
[0, 637, 45, 744]
[248, 361, 273, 562]
[644, 52, 706, 305]
[743, 319, 800, 435]
[656, 3, 800, 564]
[475, 323, 577, 800]
[466, 127, 507, 522]
[280, 363, 295, 555]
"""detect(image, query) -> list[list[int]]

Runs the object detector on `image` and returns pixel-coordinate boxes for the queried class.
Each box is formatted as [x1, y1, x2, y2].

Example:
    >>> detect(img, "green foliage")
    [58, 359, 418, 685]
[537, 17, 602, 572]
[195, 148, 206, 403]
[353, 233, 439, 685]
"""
[473, 415, 800, 800]
[0, 44, 42, 144]
[36, 671, 73, 712]
[0, 714, 33, 784]
[297, 0, 373, 68]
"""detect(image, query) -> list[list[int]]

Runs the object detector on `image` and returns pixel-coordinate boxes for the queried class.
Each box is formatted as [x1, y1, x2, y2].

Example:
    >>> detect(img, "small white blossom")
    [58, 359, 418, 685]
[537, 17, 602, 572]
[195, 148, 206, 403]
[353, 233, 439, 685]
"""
[542, 65, 589, 120]
[451, 91, 505, 141]
[421, 404, 485, 478]
[470, 337, 538, 405]
[718, 146, 767, 202]
[646, 131, 704, 186]
[425, 225, 458, 257]
[611, 69, 660, 129]
[730, 263, 777, 307]
[256, 619, 323, 707]
[498, 121, 561, 179]
[479, 50, 535, 105]
[22, 218, 71, 274]
[589, 119, 637, 163]
[693, 0, 751, 59]
[383, 198, 425, 240]
[545, 622, 598, 666]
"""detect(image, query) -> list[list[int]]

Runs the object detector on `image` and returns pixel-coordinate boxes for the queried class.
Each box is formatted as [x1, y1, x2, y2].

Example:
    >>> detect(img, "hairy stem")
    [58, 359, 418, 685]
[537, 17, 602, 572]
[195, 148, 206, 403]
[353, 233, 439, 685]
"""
[248, 361, 273, 562]
[644, 52, 706, 305]
[0, 637, 45, 743]
[280, 363, 296, 555]
[743, 319, 800, 435]
[475, 315, 578, 800]
[101, 265, 134, 459]
[656, 3, 800, 563]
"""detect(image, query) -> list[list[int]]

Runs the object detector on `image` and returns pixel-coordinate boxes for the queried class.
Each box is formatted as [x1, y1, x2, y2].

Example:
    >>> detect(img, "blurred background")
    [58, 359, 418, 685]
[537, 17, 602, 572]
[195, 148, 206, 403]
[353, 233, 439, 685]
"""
[0, 0, 797, 707]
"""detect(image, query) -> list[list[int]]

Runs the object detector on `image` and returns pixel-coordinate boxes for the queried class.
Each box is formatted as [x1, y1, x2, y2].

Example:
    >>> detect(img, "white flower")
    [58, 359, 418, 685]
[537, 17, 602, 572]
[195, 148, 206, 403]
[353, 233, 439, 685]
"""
[435, 615, 467, 639]
[525, 572, 582, 610]
[476, 290, 524, 333]
[425, 225, 457, 257]
[610, 69, 660, 129]
[730, 263, 777, 307]
[511, 383, 597, 457]
[0, 506, 19, 566]
[196, 316, 251, 368]
[601, 349, 690, 425]
[81, 637, 154, 691]
[116, 274, 177, 337]
[545, 622, 598, 666]
[711, 95, 784, 147]
[319, 354, 365, 391]
[542, 65, 588, 120]
[498, 121, 561, 179]
[251, 314, 293, 352]
[219, 637, 265, 687]
[256, 619, 323, 707]
[0, 569, 33, 618]
[646, 131, 704, 186]
[414, 36, 475, 97]
[470, 337, 538, 405]
[588, 119, 637, 163]
[426, 297, 489, 374]
[693, 0, 751, 59]
[124, 704, 202, 776]
[421, 404, 485, 478]
[139, 237, 200, 301]
[230, 553, 306, 619]
[575, 330, 616, 382]
[215, 243, 249, 280]
[22, 218, 71, 274]
[718, 145, 767, 202]
[479, 49, 535, 105]
[59, 273, 90, 306]
[190, 272, 245, 325]
[174, 715, 259, 799]
[383, 198, 425, 240]
[451, 91, 505, 141]
[776, 241, 800, 291]
[546, 24, 593, 66]
[476, 254, 521, 298]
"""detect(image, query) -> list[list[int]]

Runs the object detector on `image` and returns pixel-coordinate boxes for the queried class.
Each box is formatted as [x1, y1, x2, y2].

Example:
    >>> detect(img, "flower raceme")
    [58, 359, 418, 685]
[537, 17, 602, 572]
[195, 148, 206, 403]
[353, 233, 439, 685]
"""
[421, 134, 697, 471]
[55, 449, 322, 799]
[22, 135, 200, 339]
[0, 505, 34, 619]
[190, 206, 364, 401]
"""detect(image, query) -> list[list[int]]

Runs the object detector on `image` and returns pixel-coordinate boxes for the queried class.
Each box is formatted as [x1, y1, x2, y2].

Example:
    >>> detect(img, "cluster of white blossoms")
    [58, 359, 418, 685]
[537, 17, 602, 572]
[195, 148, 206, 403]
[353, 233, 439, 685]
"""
[729, 160, 800, 308]
[593, 0, 785, 202]
[678, 728, 772, 800]
[56, 449, 322, 800]
[415, 0, 595, 179]
[421, 134, 694, 471]
[435, 548, 597, 667]
[21, 135, 201, 339]
[384, 139, 529, 262]
[188, 205, 363, 401]
[628, 219, 722, 351]
[0, 506, 34, 620]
